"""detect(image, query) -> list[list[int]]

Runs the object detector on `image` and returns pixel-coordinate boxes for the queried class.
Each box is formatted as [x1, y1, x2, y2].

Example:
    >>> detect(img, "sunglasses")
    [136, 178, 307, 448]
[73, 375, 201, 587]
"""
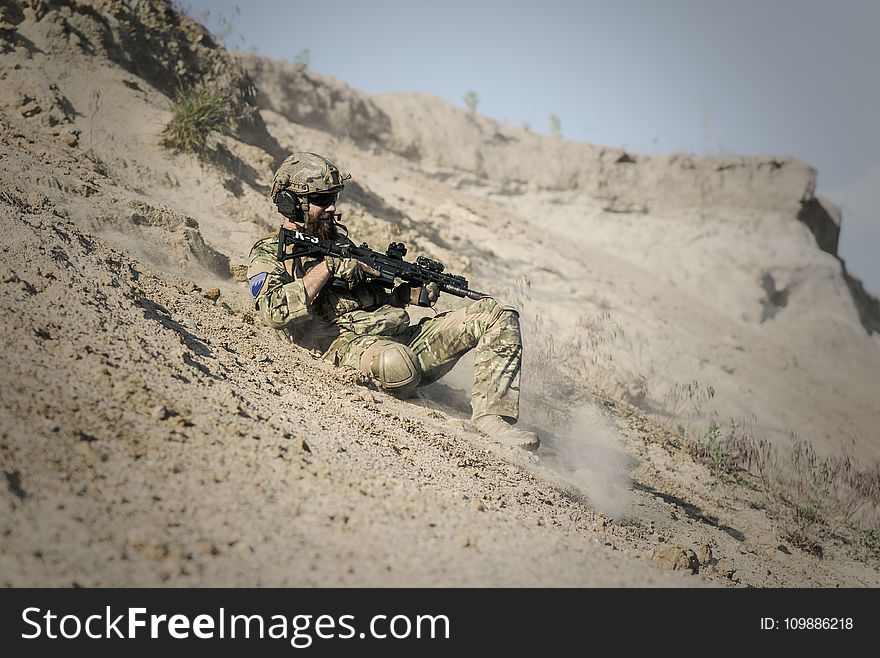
[308, 192, 339, 207]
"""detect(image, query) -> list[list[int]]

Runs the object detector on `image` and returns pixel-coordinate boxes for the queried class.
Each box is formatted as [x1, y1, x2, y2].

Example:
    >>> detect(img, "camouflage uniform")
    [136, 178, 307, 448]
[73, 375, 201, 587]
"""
[247, 233, 522, 420]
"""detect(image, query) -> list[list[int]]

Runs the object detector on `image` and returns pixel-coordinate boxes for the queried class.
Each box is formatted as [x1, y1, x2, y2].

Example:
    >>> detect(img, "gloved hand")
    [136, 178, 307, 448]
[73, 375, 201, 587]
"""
[392, 282, 440, 307]
[325, 256, 378, 289]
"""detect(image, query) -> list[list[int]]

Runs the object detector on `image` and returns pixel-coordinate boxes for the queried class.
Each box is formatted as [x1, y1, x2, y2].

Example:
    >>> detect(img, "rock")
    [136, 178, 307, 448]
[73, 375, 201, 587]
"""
[26, 193, 49, 209]
[204, 287, 221, 301]
[651, 544, 699, 573]
[698, 542, 713, 565]
[714, 558, 737, 579]
[151, 404, 170, 420]
[229, 263, 248, 282]
[20, 101, 41, 118]
[797, 196, 841, 255]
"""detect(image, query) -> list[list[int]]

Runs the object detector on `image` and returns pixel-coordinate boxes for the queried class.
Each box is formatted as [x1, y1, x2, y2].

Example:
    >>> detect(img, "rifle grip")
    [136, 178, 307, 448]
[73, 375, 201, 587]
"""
[418, 284, 431, 307]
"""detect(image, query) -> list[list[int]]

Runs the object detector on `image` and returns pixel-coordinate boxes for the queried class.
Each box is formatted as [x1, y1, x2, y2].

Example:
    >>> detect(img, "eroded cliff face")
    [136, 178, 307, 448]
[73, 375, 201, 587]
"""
[244, 56, 817, 212]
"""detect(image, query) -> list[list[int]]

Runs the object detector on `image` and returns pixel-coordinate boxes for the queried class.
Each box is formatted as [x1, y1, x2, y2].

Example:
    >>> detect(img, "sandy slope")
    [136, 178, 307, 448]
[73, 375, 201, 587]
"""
[0, 0, 878, 587]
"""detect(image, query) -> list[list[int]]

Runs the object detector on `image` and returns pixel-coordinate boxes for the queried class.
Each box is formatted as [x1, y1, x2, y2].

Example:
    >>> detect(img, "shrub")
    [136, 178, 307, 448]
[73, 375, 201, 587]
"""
[687, 420, 745, 482]
[162, 85, 231, 154]
[295, 48, 310, 72]
[463, 90, 479, 114]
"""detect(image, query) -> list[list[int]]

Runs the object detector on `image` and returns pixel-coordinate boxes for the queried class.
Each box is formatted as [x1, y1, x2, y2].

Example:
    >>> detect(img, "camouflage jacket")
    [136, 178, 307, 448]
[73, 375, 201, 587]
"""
[247, 233, 410, 353]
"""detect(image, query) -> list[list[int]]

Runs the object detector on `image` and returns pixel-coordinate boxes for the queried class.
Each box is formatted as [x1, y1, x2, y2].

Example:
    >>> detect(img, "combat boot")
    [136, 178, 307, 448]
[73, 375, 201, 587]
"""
[470, 414, 540, 451]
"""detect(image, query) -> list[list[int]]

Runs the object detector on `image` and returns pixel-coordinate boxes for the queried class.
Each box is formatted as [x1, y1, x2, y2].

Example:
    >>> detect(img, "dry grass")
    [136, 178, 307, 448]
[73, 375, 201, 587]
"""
[751, 437, 880, 557]
[686, 418, 880, 560]
[162, 84, 231, 154]
[663, 380, 716, 435]
[499, 275, 626, 426]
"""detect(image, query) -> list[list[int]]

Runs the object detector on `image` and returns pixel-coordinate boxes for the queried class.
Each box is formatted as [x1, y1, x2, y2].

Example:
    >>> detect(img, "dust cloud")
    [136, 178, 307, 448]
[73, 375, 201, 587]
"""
[420, 349, 634, 520]
[521, 396, 633, 521]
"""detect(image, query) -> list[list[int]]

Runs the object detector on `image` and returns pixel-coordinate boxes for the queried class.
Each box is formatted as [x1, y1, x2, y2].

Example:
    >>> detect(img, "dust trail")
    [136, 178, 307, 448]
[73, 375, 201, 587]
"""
[419, 350, 634, 520]
[521, 400, 634, 520]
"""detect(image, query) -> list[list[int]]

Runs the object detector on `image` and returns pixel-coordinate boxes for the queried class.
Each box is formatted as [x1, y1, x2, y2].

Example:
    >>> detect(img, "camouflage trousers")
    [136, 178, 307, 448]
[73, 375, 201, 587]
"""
[326, 297, 522, 420]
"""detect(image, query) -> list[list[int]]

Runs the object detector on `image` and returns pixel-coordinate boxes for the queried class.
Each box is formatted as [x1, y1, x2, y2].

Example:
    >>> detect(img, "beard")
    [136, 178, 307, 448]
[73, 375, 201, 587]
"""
[302, 209, 339, 241]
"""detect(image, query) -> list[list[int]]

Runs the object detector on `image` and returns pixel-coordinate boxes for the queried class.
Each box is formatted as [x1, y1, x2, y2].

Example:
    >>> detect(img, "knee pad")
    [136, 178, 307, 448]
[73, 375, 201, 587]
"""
[359, 339, 421, 398]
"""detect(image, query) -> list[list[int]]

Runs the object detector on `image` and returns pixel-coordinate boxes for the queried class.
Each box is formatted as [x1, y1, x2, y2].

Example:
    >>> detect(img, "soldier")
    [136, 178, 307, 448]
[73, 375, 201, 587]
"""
[248, 152, 539, 451]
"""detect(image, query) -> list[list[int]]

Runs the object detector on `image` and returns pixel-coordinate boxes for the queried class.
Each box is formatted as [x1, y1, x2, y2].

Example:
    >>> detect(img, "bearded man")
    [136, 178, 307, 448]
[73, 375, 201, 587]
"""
[247, 152, 538, 450]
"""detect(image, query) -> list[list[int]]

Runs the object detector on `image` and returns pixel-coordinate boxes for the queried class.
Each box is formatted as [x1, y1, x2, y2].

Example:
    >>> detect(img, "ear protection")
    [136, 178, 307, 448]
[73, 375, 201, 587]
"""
[275, 190, 308, 221]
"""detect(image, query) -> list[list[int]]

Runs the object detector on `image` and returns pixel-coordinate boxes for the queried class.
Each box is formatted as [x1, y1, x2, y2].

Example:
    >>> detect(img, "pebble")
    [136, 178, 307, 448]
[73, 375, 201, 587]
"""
[651, 544, 699, 573]
[151, 404, 170, 420]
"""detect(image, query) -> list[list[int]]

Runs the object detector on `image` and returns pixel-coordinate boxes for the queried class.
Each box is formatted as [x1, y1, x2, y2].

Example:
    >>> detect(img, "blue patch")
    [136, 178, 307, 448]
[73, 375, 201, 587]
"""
[249, 272, 267, 298]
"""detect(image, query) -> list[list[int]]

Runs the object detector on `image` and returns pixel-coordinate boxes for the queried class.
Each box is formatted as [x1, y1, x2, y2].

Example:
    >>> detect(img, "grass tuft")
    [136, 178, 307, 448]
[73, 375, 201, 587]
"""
[162, 85, 231, 154]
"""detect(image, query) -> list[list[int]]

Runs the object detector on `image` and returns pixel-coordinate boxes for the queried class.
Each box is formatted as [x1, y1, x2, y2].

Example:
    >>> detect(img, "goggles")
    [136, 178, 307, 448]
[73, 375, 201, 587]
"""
[308, 192, 339, 207]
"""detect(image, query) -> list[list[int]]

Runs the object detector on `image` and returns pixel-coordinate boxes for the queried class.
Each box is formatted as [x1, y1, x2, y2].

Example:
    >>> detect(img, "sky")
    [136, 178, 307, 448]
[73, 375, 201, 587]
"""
[182, 0, 880, 295]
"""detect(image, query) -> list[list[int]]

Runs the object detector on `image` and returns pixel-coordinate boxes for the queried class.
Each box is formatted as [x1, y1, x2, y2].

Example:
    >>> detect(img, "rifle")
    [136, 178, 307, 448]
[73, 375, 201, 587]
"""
[277, 226, 486, 306]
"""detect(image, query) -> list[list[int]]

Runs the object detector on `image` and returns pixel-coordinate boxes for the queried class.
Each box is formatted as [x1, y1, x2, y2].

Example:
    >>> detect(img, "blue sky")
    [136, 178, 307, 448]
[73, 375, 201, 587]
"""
[182, 0, 880, 294]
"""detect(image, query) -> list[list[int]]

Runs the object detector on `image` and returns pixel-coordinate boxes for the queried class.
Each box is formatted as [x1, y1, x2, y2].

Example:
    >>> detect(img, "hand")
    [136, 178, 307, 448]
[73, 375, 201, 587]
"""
[325, 256, 378, 288]
[393, 282, 440, 306]
[422, 282, 440, 305]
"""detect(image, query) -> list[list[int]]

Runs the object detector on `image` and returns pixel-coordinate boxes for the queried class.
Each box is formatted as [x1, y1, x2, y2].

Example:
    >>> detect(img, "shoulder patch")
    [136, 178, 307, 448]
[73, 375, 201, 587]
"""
[249, 272, 268, 298]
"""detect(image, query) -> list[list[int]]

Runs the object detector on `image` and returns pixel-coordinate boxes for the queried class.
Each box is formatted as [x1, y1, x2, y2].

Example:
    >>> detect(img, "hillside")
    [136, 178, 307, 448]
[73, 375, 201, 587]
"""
[1, 0, 878, 587]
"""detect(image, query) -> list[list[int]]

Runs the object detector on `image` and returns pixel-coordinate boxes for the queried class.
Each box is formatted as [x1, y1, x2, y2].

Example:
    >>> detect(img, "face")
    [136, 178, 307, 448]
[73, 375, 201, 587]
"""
[297, 191, 339, 240]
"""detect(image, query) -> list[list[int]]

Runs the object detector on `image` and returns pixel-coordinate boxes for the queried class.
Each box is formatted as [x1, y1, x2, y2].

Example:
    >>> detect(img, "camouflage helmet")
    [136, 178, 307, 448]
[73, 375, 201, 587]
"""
[270, 152, 350, 204]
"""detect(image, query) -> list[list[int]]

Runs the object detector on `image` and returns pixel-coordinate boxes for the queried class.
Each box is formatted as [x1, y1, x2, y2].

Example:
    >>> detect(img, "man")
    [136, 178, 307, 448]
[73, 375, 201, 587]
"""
[248, 152, 538, 450]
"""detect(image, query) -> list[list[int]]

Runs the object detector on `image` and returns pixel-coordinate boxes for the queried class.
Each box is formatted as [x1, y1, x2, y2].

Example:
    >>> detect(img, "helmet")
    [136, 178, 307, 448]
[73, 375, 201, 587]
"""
[270, 152, 350, 203]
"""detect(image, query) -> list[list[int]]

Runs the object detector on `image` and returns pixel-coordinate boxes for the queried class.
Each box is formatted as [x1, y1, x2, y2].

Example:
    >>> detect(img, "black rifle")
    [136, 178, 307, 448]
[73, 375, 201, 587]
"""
[277, 226, 486, 306]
